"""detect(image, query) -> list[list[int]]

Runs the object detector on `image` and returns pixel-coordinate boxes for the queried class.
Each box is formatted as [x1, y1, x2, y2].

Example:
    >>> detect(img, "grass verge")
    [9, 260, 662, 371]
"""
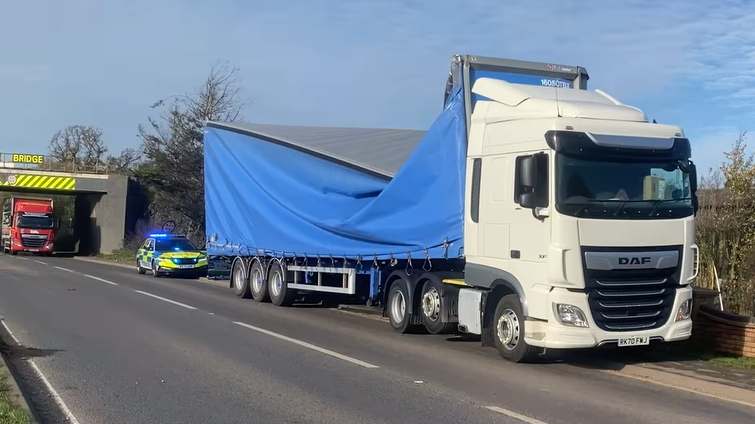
[705, 354, 755, 370]
[0, 364, 32, 424]
[97, 247, 135, 264]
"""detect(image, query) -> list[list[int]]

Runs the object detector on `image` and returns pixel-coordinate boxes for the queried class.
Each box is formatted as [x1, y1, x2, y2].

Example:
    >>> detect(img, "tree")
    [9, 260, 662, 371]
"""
[48, 125, 108, 172]
[696, 131, 755, 315]
[105, 147, 142, 174]
[137, 62, 247, 243]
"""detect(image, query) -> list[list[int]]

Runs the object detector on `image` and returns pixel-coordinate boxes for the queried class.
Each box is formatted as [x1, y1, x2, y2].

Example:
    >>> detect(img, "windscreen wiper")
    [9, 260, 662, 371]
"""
[648, 199, 690, 216]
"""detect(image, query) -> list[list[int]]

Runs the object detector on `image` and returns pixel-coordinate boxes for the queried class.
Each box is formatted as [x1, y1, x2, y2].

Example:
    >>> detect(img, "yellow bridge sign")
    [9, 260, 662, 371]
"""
[1, 174, 76, 190]
[11, 154, 44, 164]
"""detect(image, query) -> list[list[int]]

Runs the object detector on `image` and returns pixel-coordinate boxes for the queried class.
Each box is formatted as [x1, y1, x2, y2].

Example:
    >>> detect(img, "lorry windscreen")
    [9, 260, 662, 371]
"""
[555, 154, 694, 219]
[17, 215, 54, 229]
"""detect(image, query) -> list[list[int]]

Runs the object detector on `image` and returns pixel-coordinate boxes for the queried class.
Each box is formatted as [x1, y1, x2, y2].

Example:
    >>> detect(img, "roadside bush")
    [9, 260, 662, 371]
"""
[695, 132, 755, 316]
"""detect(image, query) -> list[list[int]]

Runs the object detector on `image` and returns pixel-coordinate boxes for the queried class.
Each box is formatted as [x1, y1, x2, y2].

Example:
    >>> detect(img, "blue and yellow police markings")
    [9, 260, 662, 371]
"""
[1, 174, 76, 190]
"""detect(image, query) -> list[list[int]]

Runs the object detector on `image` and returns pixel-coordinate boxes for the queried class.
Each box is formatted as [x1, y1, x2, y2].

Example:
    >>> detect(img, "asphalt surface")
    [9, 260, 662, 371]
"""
[1, 254, 754, 424]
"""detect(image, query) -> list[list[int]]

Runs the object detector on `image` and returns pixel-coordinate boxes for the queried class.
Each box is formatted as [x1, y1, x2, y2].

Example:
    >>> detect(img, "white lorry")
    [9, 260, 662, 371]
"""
[205, 55, 699, 362]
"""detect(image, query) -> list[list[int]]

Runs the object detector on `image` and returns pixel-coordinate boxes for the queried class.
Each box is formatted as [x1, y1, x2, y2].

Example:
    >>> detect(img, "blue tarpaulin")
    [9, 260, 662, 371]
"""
[204, 85, 467, 260]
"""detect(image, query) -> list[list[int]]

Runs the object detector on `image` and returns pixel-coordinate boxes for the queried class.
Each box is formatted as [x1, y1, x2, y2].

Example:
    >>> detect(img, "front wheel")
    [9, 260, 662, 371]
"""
[151, 261, 161, 278]
[493, 294, 542, 363]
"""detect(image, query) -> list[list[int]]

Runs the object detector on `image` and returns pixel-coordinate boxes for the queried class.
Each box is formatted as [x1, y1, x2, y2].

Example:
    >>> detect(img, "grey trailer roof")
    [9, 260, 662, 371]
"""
[206, 122, 426, 180]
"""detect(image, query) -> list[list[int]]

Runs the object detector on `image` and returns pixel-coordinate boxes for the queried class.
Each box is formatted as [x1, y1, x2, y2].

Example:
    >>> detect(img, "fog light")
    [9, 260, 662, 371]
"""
[675, 299, 693, 322]
[554, 303, 589, 328]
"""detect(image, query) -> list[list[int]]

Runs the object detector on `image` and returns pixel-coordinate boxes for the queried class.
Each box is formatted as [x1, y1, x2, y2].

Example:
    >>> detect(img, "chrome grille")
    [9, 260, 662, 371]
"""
[582, 246, 682, 332]
[21, 234, 48, 248]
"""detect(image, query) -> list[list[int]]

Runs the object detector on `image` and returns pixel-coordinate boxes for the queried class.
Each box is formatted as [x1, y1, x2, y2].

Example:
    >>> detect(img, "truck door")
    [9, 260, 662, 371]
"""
[477, 152, 551, 265]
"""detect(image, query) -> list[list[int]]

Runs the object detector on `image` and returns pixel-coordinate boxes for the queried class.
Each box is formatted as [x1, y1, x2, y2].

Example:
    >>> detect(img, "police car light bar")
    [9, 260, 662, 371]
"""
[150, 233, 169, 238]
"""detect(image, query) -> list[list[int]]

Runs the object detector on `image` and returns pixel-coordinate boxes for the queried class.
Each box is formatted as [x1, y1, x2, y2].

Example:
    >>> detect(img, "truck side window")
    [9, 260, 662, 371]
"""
[514, 153, 549, 208]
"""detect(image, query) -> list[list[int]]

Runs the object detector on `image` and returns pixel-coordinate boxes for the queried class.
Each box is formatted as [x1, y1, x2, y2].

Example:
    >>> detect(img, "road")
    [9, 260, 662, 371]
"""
[0, 253, 753, 424]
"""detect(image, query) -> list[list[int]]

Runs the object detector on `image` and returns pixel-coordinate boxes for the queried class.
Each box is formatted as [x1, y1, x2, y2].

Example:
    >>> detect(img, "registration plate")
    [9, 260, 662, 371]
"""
[27, 249, 39, 252]
[617, 336, 650, 347]
[177, 265, 195, 269]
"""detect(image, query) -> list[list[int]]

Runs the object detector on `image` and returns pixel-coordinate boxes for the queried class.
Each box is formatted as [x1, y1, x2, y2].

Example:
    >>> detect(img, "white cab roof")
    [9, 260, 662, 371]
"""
[472, 78, 648, 123]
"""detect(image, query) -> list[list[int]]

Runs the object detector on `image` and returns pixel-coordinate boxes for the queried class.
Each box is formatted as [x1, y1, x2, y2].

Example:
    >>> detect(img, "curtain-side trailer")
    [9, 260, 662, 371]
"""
[203, 55, 698, 363]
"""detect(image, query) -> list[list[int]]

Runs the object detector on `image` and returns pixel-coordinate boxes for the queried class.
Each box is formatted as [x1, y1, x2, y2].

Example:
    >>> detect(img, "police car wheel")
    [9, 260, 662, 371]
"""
[151, 261, 161, 278]
[137, 260, 146, 275]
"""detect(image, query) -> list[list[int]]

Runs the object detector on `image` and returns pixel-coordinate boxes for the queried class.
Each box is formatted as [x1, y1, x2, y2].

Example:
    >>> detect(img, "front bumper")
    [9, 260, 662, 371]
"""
[157, 264, 208, 277]
[525, 285, 693, 349]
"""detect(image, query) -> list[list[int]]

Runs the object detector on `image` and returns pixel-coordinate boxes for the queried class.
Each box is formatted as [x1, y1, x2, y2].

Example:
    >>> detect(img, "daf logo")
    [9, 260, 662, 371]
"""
[618, 257, 651, 265]
[584, 250, 680, 271]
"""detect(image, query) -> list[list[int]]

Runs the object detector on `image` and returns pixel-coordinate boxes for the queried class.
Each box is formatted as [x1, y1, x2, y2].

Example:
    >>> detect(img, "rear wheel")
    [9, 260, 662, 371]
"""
[249, 260, 270, 302]
[420, 279, 456, 334]
[268, 261, 295, 306]
[137, 260, 146, 275]
[493, 294, 542, 363]
[232, 258, 252, 298]
[387, 279, 421, 334]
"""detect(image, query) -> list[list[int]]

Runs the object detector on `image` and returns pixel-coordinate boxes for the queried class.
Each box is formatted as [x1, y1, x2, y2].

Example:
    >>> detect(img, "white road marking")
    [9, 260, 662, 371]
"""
[34, 260, 47, 265]
[54, 266, 74, 272]
[83, 274, 118, 286]
[232, 321, 380, 369]
[486, 406, 549, 424]
[16, 257, 28, 261]
[1, 320, 80, 424]
[1, 320, 21, 344]
[134, 290, 197, 310]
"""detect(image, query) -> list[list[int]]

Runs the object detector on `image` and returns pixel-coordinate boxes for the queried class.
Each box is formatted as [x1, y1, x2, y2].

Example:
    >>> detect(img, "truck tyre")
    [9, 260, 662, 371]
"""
[420, 279, 456, 334]
[232, 258, 252, 298]
[268, 261, 295, 306]
[10, 249, 17, 256]
[387, 279, 421, 334]
[493, 294, 542, 363]
[137, 260, 146, 275]
[249, 260, 270, 302]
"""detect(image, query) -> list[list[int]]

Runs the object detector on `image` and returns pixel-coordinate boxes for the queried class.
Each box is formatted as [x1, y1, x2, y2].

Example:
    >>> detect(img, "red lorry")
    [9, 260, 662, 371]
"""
[1, 196, 57, 256]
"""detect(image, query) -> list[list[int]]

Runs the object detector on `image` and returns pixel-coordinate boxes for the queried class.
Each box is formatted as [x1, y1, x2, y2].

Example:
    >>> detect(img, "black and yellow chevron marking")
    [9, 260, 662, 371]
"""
[1, 175, 76, 190]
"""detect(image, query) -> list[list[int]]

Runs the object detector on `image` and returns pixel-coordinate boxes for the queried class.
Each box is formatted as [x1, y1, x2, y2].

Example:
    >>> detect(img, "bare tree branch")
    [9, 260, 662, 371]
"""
[137, 62, 247, 242]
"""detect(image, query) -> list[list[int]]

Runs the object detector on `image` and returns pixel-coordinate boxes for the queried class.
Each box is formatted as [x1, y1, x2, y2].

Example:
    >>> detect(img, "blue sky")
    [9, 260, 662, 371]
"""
[1, 0, 753, 175]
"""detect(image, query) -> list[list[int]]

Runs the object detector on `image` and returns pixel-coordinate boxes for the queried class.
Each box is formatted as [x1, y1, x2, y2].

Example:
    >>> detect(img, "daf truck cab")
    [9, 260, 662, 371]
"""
[453, 56, 698, 362]
[2, 196, 58, 256]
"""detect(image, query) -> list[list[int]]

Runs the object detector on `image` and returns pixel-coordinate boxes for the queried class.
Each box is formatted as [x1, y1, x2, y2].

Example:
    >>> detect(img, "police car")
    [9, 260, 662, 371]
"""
[136, 233, 208, 278]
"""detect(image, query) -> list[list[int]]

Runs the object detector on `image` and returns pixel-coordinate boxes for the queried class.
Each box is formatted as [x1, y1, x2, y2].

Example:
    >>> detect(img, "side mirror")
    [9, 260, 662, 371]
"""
[519, 156, 538, 188]
[519, 192, 537, 209]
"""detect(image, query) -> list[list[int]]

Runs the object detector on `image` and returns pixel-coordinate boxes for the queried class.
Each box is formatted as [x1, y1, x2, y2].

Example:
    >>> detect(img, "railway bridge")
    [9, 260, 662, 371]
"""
[0, 153, 140, 255]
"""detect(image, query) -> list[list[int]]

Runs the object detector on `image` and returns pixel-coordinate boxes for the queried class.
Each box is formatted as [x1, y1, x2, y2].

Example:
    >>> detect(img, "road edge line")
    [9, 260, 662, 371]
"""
[602, 363, 755, 408]
[1, 320, 80, 424]
[0, 339, 36, 422]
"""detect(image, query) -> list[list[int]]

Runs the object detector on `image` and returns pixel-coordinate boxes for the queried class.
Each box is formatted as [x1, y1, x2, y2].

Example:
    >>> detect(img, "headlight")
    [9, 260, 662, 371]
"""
[553, 303, 589, 328]
[675, 299, 693, 322]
